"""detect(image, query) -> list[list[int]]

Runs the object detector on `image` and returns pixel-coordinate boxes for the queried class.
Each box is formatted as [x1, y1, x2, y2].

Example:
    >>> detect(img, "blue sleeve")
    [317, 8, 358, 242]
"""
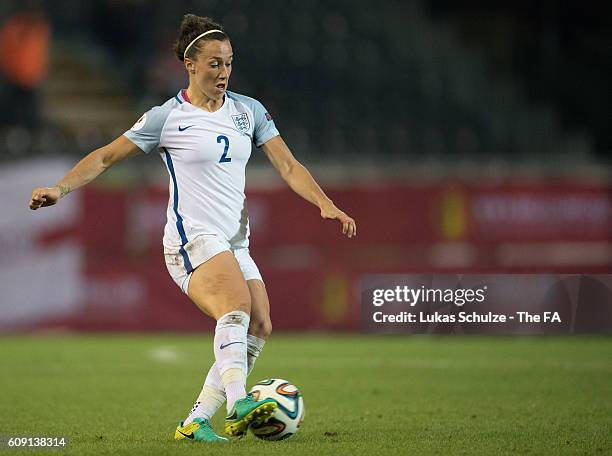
[227, 91, 280, 147]
[123, 104, 171, 154]
[250, 99, 280, 147]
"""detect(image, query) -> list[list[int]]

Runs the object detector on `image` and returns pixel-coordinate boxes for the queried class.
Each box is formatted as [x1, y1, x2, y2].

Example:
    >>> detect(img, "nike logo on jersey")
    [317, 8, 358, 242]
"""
[219, 341, 245, 350]
[178, 125, 195, 131]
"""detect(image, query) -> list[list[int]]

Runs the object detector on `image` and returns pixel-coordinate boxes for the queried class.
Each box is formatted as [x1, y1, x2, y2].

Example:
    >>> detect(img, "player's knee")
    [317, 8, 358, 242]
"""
[250, 316, 272, 339]
[216, 272, 251, 314]
[262, 319, 273, 339]
[229, 287, 251, 315]
[233, 299, 251, 315]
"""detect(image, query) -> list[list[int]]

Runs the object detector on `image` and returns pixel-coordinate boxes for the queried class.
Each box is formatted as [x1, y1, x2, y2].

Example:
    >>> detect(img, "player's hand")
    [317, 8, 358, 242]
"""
[29, 186, 61, 210]
[320, 203, 357, 238]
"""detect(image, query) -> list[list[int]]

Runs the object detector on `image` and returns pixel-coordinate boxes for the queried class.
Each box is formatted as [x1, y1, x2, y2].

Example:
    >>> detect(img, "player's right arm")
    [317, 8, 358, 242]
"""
[28, 135, 142, 210]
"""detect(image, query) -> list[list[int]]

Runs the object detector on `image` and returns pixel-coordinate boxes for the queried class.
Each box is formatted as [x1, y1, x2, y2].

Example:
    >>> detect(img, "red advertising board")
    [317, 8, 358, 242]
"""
[22, 180, 612, 332]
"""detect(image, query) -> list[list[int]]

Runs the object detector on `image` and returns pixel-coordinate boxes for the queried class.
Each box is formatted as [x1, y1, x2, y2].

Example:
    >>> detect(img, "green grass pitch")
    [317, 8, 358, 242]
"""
[0, 334, 610, 455]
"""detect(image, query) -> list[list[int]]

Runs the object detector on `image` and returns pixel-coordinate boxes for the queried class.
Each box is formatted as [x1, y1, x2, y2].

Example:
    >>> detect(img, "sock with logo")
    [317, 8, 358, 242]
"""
[213, 310, 249, 412]
[183, 334, 266, 424]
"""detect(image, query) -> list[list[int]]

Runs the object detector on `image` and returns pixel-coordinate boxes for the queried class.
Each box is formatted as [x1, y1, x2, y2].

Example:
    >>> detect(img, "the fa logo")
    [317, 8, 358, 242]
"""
[543, 312, 561, 322]
[232, 113, 250, 133]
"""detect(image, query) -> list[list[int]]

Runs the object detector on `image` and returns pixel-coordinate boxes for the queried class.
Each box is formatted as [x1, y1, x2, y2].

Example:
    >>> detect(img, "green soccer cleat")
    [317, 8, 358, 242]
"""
[174, 417, 229, 442]
[224, 392, 277, 437]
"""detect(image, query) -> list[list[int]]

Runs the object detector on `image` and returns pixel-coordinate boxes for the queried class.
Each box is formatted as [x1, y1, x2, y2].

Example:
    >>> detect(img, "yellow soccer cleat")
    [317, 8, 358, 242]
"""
[175, 417, 229, 442]
[224, 393, 277, 437]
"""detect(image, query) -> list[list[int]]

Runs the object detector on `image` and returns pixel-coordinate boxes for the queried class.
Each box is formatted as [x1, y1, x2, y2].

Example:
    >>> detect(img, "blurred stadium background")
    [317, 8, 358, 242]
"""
[1, 0, 611, 332]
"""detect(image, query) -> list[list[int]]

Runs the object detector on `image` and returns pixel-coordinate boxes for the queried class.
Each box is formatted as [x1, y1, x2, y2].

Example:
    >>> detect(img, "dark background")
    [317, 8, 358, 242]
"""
[1, 0, 610, 164]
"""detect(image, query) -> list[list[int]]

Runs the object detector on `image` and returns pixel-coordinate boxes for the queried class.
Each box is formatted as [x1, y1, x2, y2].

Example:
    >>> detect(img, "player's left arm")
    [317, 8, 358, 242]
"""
[262, 135, 356, 238]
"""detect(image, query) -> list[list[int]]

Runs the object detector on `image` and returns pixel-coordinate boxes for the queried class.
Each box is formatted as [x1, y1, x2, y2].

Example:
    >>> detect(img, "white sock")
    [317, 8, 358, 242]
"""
[213, 311, 250, 412]
[246, 334, 266, 373]
[184, 334, 266, 424]
[223, 369, 245, 411]
[184, 386, 225, 424]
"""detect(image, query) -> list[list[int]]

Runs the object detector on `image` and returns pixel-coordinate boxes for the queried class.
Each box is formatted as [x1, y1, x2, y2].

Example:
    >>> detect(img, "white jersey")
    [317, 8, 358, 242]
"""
[123, 89, 279, 263]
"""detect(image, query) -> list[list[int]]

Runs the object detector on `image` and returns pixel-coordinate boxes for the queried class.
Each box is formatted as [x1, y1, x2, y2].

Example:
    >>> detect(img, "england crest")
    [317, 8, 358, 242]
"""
[232, 113, 250, 133]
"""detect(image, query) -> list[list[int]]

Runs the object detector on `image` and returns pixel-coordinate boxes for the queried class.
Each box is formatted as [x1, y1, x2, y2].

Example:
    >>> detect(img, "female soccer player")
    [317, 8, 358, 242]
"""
[28, 14, 356, 442]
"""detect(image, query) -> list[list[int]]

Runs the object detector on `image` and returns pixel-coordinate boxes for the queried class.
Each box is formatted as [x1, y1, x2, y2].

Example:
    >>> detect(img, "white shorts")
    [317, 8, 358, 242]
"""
[164, 234, 263, 294]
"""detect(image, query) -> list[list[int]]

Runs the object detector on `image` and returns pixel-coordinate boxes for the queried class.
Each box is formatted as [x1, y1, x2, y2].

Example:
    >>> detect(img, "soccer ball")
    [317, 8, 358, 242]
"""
[249, 378, 305, 440]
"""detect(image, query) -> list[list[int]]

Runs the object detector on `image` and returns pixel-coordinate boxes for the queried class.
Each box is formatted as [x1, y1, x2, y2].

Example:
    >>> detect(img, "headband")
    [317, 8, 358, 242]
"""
[183, 29, 225, 59]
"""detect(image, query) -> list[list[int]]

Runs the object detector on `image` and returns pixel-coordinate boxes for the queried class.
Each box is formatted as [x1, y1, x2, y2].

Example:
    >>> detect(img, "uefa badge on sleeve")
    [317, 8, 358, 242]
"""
[131, 113, 147, 131]
[232, 113, 250, 133]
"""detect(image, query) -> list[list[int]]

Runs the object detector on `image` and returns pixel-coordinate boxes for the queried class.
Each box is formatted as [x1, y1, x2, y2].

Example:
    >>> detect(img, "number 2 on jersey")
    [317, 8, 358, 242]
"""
[217, 135, 231, 163]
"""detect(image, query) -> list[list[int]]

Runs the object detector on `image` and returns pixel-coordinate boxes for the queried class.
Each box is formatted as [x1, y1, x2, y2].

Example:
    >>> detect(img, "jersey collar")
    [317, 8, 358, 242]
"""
[181, 89, 190, 103]
[176, 89, 227, 114]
